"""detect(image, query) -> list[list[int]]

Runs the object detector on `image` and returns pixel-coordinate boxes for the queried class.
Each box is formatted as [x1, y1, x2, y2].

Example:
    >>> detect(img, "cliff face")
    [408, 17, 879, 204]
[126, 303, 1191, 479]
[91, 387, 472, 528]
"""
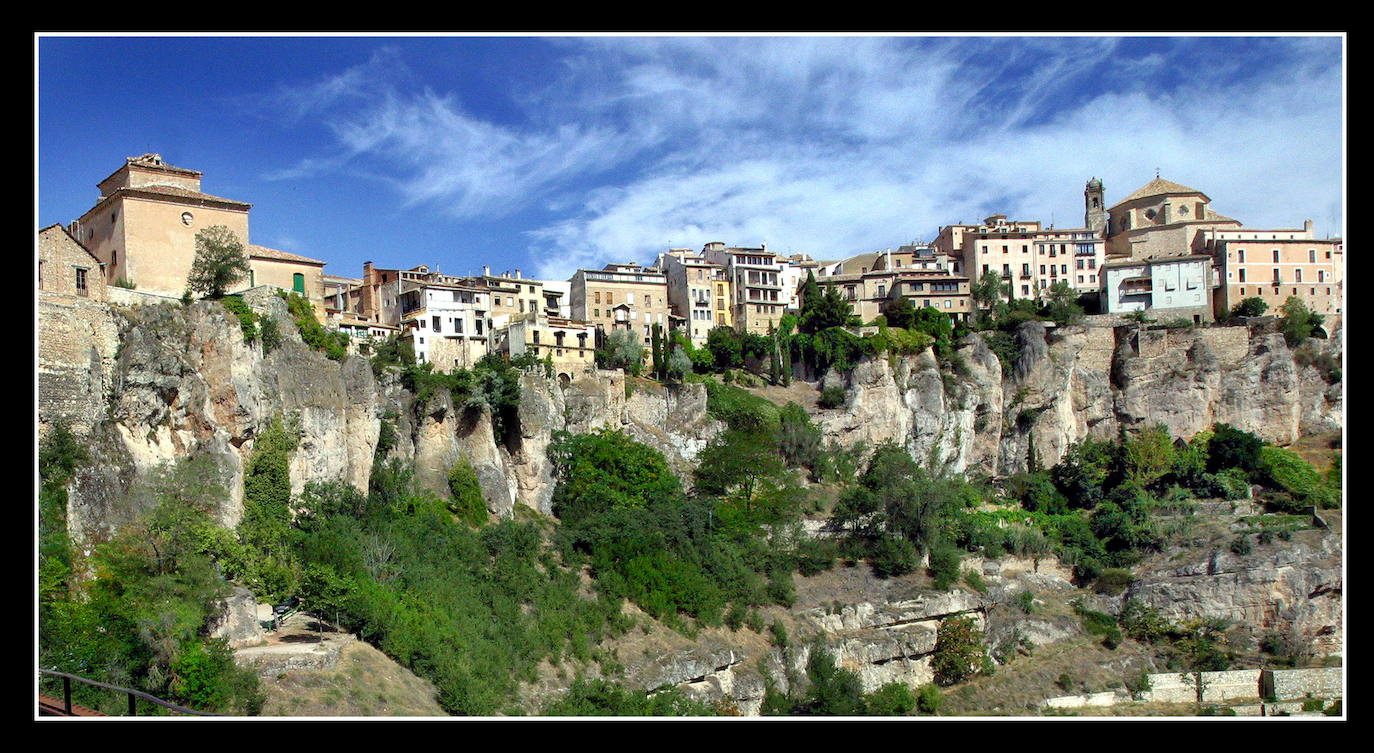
[47, 297, 724, 546]
[818, 320, 1342, 476]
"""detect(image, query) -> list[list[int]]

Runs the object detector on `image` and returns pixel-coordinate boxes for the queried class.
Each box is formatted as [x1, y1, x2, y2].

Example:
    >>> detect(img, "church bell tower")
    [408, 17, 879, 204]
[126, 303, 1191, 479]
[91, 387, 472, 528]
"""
[1084, 177, 1107, 235]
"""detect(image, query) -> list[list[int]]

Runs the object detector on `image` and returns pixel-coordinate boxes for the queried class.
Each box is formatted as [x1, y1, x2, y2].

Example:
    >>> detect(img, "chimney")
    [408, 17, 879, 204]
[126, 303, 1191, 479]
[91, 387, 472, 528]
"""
[483, 265, 490, 277]
[515, 268, 522, 279]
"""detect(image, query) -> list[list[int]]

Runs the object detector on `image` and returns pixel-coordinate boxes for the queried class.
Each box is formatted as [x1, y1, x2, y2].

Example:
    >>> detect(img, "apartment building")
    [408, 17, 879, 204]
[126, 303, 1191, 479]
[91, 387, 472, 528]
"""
[934, 215, 1105, 301]
[1199, 225, 1344, 318]
[358, 263, 492, 369]
[699, 242, 789, 334]
[1100, 255, 1214, 323]
[658, 249, 729, 346]
[570, 263, 671, 345]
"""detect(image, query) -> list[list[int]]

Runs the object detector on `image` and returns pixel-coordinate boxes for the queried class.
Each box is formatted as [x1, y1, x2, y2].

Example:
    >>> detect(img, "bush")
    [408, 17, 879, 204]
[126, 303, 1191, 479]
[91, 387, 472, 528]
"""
[871, 536, 918, 579]
[1259, 445, 1339, 509]
[927, 544, 961, 590]
[916, 683, 943, 715]
[1013, 590, 1035, 614]
[1229, 535, 1252, 555]
[963, 569, 988, 594]
[1056, 673, 1074, 691]
[932, 615, 986, 686]
[218, 295, 258, 343]
[818, 385, 847, 409]
[1093, 568, 1136, 596]
[447, 459, 488, 527]
[863, 682, 917, 716]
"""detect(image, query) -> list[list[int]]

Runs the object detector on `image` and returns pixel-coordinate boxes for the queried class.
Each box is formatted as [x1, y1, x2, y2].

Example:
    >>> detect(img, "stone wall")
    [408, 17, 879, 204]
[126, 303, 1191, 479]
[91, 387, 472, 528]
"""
[106, 287, 183, 306]
[37, 295, 121, 439]
[1263, 667, 1343, 701]
[1144, 669, 1262, 704]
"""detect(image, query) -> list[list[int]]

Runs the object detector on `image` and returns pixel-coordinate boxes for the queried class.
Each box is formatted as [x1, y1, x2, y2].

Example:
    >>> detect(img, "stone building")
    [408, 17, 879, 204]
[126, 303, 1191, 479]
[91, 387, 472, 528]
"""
[38, 224, 107, 301]
[496, 313, 597, 382]
[699, 242, 789, 334]
[933, 214, 1106, 301]
[569, 263, 671, 346]
[1102, 176, 1242, 260]
[66, 153, 327, 313]
[1100, 254, 1214, 323]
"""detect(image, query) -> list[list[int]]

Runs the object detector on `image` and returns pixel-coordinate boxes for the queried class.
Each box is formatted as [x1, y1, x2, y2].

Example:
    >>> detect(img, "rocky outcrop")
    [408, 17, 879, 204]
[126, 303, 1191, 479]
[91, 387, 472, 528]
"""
[1121, 525, 1343, 656]
[818, 320, 1343, 476]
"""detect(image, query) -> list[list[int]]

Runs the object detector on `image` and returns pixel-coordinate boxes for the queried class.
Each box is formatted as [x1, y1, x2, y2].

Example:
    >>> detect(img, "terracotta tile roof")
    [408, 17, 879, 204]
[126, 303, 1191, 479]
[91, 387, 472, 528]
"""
[113, 183, 253, 208]
[248, 244, 326, 266]
[1110, 177, 1209, 208]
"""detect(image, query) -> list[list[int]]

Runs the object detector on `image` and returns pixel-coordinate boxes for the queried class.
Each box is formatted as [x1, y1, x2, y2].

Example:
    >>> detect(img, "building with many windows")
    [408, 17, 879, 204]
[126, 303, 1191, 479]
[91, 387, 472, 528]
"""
[1199, 225, 1344, 319]
[933, 213, 1105, 302]
[657, 249, 729, 346]
[496, 313, 598, 382]
[1100, 255, 1214, 323]
[699, 242, 789, 334]
[569, 263, 671, 345]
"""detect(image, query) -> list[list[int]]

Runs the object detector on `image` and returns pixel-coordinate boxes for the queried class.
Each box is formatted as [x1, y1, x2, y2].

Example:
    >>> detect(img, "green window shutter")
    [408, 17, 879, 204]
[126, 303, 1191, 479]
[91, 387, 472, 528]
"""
[293, 273, 304, 293]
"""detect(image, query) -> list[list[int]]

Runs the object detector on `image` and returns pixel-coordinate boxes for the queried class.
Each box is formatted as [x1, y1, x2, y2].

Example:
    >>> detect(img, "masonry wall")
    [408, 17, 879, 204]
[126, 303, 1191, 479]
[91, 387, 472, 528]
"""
[1263, 667, 1343, 701]
[37, 296, 120, 439]
[1143, 670, 1263, 704]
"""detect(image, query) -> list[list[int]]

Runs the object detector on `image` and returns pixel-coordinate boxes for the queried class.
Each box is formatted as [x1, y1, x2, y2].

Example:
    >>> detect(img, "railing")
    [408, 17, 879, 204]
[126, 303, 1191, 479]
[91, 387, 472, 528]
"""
[38, 669, 225, 717]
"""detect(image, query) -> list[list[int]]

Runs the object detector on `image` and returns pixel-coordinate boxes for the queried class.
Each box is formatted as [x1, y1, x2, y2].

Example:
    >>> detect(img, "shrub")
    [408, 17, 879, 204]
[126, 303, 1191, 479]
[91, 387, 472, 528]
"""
[818, 385, 847, 409]
[863, 682, 917, 716]
[963, 569, 988, 594]
[1093, 568, 1136, 595]
[218, 295, 258, 343]
[1056, 673, 1074, 691]
[871, 536, 918, 579]
[1074, 601, 1122, 649]
[916, 683, 943, 715]
[1259, 445, 1339, 509]
[1013, 590, 1035, 614]
[1125, 669, 1152, 700]
[1229, 536, 1252, 555]
[932, 616, 986, 686]
[927, 544, 961, 590]
[446, 459, 488, 527]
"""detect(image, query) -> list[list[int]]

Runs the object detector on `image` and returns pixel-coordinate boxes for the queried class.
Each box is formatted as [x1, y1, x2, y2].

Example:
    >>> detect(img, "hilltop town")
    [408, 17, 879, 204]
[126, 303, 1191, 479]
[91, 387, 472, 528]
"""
[36, 153, 1344, 719]
[39, 153, 1344, 382]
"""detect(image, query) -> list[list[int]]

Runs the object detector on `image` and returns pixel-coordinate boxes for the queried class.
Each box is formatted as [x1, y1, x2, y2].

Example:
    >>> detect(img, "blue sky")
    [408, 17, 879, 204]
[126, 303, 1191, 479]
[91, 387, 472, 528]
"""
[37, 34, 1345, 282]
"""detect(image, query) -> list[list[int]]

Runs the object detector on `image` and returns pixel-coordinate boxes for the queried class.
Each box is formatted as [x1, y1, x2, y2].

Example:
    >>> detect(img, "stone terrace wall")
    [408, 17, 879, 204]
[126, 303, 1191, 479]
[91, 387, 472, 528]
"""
[106, 287, 183, 306]
[1263, 667, 1343, 701]
[37, 295, 121, 439]
[1144, 670, 1263, 704]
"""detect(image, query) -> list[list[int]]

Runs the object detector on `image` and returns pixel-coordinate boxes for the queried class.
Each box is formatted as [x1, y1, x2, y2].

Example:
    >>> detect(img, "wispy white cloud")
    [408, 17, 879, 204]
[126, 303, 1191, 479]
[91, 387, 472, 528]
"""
[268, 36, 1343, 279]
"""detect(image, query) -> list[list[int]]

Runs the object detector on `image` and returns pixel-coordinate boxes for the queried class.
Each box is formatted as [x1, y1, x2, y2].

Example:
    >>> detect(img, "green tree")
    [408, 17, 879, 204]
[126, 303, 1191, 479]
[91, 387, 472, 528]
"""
[597, 329, 646, 375]
[651, 323, 664, 380]
[187, 225, 251, 299]
[883, 297, 917, 330]
[1279, 295, 1325, 347]
[447, 459, 489, 526]
[1122, 424, 1176, 489]
[1230, 296, 1268, 318]
[1206, 423, 1264, 474]
[799, 281, 853, 335]
[932, 615, 987, 686]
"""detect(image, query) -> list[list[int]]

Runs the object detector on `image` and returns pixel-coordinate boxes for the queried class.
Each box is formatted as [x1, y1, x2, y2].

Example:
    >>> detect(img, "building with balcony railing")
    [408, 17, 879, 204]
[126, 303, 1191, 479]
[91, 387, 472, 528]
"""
[570, 262, 671, 345]
[1100, 254, 1213, 323]
[496, 312, 598, 382]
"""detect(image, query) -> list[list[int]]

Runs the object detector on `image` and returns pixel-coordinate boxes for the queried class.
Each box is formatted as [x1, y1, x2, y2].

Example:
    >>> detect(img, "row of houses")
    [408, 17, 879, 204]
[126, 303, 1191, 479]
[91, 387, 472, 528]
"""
[39, 155, 1345, 382]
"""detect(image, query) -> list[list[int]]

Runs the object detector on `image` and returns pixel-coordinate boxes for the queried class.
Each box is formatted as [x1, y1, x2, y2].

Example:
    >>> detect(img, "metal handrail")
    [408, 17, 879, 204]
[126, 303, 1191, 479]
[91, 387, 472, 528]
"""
[38, 669, 225, 717]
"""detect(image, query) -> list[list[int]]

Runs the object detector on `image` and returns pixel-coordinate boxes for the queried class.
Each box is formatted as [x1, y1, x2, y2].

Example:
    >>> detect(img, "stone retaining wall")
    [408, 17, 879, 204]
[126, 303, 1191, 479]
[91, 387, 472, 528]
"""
[1263, 667, 1343, 701]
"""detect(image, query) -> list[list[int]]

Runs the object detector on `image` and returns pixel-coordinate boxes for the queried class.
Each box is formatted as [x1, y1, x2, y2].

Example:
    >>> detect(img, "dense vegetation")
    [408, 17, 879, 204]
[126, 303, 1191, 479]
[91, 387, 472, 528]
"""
[39, 426, 265, 715]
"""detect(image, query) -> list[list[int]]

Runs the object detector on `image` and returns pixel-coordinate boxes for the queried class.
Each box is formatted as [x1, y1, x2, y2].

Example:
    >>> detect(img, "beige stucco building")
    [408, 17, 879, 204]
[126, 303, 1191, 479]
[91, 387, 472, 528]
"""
[1201, 228, 1344, 318]
[699, 243, 790, 334]
[934, 214, 1106, 302]
[569, 263, 671, 345]
[38, 225, 107, 301]
[71, 154, 253, 298]
[658, 249, 730, 346]
[67, 154, 328, 316]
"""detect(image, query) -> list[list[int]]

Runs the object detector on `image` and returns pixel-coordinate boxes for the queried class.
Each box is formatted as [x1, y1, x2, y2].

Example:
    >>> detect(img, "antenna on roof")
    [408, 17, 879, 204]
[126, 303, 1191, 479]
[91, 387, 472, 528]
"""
[1155, 167, 1161, 179]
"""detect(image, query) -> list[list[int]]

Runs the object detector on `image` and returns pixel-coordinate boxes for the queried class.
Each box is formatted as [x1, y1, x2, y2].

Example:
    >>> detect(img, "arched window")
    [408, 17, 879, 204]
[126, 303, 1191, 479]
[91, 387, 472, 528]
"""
[293, 273, 305, 293]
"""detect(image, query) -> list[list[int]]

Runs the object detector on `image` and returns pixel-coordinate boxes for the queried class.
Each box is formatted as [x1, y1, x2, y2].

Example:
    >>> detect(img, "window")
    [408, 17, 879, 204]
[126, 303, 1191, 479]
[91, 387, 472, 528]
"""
[37, 261, 43, 290]
[1273, 250, 1280, 263]
[1237, 249, 1245, 263]
[432, 316, 441, 332]
[1309, 250, 1317, 263]
[75, 267, 88, 296]
[1273, 268, 1281, 283]
[1296, 269, 1303, 283]
[1239, 269, 1247, 282]
[293, 273, 305, 293]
